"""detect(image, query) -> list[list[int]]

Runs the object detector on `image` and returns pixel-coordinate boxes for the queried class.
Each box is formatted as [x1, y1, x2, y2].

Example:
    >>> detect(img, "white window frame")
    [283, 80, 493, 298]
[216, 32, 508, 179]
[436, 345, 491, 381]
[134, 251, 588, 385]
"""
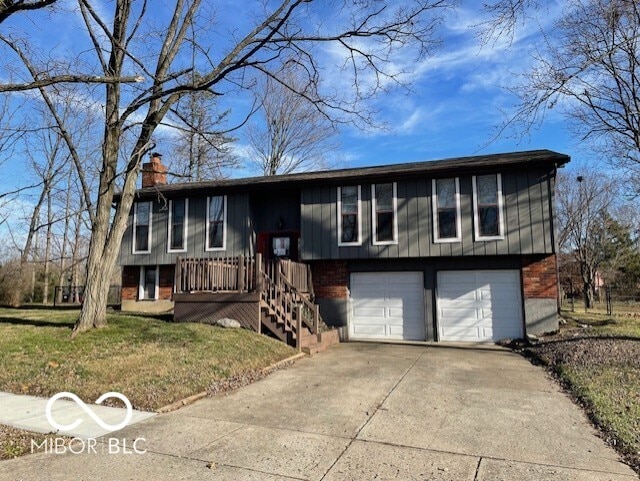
[371, 182, 398, 245]
[472, 173, 505, 241]
[167, 198, 188, 253]
[132, 201, 152, 254]
[138, 265, 159, 300]
[337, 185, 362, 247]
[205, 195, 227, 252]
[432, 177, 462, 243]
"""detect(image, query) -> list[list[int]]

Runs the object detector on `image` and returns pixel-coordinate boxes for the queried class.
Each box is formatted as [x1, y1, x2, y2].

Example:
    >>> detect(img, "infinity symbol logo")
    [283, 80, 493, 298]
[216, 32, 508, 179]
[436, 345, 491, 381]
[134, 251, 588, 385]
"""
[45, 392, 133, 433]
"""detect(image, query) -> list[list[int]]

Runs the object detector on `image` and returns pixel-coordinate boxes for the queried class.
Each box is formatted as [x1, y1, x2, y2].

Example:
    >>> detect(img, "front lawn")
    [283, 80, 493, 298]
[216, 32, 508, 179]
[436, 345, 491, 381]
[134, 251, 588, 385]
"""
[0, 307, 295, 459]
[0, 307, 294, 410]
[516, 306, 640, 474]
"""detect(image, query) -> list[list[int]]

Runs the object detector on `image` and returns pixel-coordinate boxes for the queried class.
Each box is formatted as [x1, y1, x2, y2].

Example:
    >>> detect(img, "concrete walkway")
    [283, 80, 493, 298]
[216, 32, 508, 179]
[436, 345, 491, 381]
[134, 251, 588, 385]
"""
[0, 391, 155, 439]
[1, 343, 637, 480]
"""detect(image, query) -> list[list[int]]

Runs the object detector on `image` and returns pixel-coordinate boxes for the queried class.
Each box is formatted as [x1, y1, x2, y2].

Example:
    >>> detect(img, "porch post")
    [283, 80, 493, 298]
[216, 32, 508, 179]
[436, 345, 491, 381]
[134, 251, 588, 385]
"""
[238, 255, 245, 292]
[296, 304, 303, 352]
[175, 256, 182, 293]
[256, 253, 263, 293]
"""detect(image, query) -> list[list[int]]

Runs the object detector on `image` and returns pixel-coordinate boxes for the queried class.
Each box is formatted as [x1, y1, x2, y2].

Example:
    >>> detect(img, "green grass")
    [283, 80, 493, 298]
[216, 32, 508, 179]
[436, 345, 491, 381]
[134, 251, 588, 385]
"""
[562, 366, 640, 453]
[560, 303, 640, 338]
[0, 307, 294, 411]
[526, 306, 640, 472]
[0, 307, 295, 460]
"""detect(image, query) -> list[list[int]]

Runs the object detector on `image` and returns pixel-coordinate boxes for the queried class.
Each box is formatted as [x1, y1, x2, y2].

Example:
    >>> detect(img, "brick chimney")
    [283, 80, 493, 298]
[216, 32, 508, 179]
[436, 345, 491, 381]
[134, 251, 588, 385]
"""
[141, 152, 167, 188]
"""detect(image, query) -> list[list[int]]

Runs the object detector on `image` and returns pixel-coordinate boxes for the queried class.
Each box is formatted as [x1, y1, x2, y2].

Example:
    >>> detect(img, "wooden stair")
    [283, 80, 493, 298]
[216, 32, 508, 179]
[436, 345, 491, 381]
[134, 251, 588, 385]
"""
[260, 301, 339, 354]
[175, 254, 338, 354]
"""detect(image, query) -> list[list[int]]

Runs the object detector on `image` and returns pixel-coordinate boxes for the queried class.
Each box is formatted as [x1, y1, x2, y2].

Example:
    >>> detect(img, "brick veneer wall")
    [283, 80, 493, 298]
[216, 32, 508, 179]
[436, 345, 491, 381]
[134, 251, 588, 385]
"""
[121, 265, 174, 301]
[311, 260, 349, 299]
[121, 266, 138, 300]
[521, 254, 558, 299]
[159, 265, 174, 300]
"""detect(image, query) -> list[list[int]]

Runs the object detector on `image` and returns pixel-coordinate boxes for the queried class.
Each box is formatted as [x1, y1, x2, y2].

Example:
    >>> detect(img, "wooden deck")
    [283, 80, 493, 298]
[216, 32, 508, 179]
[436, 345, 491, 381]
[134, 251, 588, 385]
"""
[173, 255, 336, 352]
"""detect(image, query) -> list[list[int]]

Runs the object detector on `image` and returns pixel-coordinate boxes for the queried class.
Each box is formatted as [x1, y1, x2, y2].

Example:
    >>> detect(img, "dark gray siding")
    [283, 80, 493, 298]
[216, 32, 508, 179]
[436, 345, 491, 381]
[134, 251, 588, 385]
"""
[119, 193, 251, 266]
[300, 169, 555, 260]
[250, 190, 300, 232]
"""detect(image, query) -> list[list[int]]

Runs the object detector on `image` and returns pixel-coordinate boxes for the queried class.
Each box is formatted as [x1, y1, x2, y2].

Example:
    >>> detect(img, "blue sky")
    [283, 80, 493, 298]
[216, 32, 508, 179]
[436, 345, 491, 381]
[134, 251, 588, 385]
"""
[223, 1, 581, 174]
[331, 3, 577, 169]
[1, 1, 583, 195]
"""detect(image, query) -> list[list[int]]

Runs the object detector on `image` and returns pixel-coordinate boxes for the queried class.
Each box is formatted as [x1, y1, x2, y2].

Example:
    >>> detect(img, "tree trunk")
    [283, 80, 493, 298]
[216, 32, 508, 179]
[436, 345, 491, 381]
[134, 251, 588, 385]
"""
[42, 190, 52, 304]
[29, 230, 38, 302]
[56, 168, 73, 305]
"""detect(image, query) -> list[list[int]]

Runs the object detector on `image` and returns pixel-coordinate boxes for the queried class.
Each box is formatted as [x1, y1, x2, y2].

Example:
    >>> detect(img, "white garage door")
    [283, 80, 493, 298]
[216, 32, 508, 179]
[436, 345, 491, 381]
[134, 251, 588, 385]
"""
[437, 270, 523, 342]
[350, 272, 425, 341]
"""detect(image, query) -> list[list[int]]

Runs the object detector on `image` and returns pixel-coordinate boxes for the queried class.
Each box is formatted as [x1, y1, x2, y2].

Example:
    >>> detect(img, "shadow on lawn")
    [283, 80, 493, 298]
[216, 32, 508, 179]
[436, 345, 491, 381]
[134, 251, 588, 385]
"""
[0, 317, 73, 329]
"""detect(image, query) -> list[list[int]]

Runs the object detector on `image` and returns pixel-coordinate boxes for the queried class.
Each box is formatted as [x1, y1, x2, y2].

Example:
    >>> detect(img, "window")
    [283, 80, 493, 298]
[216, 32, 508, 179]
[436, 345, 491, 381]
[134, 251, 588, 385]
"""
[138, 265, 158, 300]
[206, 195, 226, 251]
[272, 237, 291, 258]
[133, 201, 152, 254]
[372, 182, 398, 244]
[168, 199, 188, 252]
[473, 173, 504, 240]
[432, 178, 461, 242]
[337, 185, 361, 246]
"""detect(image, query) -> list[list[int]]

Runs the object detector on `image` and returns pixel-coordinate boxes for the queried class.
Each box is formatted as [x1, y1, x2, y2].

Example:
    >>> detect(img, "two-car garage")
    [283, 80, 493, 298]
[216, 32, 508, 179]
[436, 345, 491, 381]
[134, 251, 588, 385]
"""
[349, 270, 524, 343]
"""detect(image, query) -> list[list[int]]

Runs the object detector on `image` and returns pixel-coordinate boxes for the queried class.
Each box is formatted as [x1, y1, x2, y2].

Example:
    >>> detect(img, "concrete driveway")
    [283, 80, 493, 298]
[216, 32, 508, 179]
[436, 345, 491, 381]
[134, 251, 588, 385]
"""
[2, 343, 637, 480]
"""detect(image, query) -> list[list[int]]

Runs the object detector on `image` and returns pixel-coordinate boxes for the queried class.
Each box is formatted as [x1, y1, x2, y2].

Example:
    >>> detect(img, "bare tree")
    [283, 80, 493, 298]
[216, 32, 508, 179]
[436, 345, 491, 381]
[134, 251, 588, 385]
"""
[556, 170, 621, 307]
[486, 0, 640, 184]
[167, 91, 238, 181]
[0, 0, 58, 23]
[0, 0, 452, 334]
[246, 63, 340, 175]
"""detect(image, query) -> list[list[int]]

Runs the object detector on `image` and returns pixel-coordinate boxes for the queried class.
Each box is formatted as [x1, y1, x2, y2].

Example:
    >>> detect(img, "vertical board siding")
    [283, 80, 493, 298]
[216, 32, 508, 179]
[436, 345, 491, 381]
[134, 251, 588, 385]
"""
[121, 193, 252, 266]
[416, 179, 430, 257]
[299, 169, 556, 260]
[121, 166, 558, 266]
[459, 177, 474, 257]
[516, 171, 534, 254]
[504, 173, 521, 255]
[528, 170, 547, 253]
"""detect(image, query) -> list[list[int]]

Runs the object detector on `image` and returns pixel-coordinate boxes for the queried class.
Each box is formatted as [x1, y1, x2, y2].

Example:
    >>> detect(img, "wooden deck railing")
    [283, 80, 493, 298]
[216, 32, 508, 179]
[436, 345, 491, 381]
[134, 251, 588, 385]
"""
[259, 264, 320, 348]
[175, 254, 320, 348]
[175, 255, 256, 293]
[264, 259, 314, 295]
[176, 255, 313, 296]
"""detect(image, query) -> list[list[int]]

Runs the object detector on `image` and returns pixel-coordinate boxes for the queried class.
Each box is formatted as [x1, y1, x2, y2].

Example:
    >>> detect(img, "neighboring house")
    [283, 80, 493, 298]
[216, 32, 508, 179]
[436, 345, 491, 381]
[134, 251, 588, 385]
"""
[117, 150, 569, 344]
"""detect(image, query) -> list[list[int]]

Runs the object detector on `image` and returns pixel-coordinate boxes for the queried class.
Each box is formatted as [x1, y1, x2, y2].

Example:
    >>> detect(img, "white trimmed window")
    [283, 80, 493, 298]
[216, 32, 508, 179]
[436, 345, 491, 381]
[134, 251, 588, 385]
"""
[133, 201, 152, 254]
[168, 199, 188, 252]
[337, 185, 362, 246]
[206, 195, 227, 251]
[372, 182, 398, 245]
[138, 265, 158, 300]
[472, 173, 505, 240]
[432, 178, 461, 243]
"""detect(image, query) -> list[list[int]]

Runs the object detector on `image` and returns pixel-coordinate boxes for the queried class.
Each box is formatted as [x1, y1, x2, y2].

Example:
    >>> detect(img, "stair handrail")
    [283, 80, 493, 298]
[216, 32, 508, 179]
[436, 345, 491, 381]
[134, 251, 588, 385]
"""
[259, 260, 319, 337]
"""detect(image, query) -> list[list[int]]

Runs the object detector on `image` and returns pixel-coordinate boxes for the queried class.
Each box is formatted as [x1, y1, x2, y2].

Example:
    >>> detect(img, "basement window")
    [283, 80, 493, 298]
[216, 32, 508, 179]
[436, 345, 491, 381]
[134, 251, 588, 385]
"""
[138, 265, 158, 300]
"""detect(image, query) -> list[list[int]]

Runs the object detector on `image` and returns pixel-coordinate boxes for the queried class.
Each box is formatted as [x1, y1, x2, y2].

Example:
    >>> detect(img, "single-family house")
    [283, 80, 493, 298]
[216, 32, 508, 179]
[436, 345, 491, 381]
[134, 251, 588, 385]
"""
[117, 150, 569, 347]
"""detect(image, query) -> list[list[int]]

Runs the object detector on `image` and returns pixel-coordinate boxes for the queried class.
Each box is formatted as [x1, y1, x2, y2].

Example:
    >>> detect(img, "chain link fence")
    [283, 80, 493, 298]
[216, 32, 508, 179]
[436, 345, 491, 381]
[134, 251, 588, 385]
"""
[560, 285, 640, 315]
